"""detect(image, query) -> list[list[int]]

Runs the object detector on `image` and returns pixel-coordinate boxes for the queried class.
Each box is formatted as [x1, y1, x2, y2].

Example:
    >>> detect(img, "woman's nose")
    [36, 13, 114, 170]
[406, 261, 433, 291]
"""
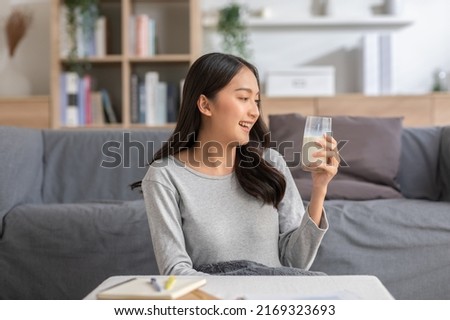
[249, 101, 260, 119]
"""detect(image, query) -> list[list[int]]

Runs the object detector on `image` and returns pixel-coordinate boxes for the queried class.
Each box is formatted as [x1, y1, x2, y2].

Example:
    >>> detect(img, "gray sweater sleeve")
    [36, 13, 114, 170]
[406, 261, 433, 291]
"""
[142, 177, 207, 276]
[267, 149, 329, 270]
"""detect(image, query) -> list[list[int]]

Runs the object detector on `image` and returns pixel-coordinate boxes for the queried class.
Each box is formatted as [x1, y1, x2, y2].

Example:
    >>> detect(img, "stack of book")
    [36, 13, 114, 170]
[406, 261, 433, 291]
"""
[129, 14, 157, 56]
[130, 72, 181, 125]
[59, 72, 117, 127]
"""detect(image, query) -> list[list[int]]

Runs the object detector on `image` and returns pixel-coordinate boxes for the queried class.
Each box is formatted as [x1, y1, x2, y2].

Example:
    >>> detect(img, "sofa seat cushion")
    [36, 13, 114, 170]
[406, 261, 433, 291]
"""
[269, 114, 403, 200]
[0, 200, 158, 299]
[311, 199, 450, 299]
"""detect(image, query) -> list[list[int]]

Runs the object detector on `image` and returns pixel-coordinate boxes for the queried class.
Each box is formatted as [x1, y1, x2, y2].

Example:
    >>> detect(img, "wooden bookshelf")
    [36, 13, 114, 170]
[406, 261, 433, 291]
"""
[50, 0, 202, 129]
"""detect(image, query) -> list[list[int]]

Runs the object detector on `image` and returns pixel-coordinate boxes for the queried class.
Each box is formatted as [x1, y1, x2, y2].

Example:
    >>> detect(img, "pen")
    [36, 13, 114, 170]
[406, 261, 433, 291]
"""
[165, 275, 176, 290]
[98, 277, 136, 294]
[150, 278, 162, 292]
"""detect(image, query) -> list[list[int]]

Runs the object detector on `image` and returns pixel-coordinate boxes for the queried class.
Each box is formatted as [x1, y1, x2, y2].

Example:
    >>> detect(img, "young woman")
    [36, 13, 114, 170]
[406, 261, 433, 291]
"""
[136, 52, 339, 275]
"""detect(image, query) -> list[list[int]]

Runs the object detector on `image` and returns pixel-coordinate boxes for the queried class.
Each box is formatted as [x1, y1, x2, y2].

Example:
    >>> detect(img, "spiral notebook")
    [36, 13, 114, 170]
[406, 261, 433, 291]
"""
[97, 277, 207, 300]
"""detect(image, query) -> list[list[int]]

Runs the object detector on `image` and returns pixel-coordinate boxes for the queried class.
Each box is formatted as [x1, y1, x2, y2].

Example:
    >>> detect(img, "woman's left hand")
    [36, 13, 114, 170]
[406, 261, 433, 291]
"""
[310, 134, 339, 189]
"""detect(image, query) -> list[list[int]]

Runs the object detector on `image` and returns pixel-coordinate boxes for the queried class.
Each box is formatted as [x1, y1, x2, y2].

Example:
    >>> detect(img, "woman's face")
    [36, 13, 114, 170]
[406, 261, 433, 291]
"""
[201, 66, 260, 147]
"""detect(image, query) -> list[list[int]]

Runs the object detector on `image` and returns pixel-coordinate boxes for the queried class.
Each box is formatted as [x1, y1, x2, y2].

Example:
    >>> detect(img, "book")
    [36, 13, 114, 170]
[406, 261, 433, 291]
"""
[59, 73, 67, 125]
[138, 80, 146, 123]
[83, 74, 92, 125]
[97, 277, 207, 300]
[129, 15, 136, 55]
[145, 71, 159, 125]
[95, 16, 107, 57]
[101, 89, 118, 123]
[156, 81, 168, 124]
[136, 14, 149, 57]
[90, 91, 105, 125]
[148, 18, 156, 56]
[64, 72, 80, 126]
[77, 75, 85, 125]
[130, 74, 139, 123]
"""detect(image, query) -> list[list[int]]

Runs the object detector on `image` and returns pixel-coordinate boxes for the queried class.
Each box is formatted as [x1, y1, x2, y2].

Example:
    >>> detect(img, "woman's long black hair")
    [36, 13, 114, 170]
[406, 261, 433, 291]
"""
[132, 52, 286, 208]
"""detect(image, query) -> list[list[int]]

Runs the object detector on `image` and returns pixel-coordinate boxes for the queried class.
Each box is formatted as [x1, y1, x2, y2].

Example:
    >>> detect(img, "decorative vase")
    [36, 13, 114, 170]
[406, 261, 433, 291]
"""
[384, 0, 403, 16]
[324, 0, 372, 17]
[0, 54, 31, 96]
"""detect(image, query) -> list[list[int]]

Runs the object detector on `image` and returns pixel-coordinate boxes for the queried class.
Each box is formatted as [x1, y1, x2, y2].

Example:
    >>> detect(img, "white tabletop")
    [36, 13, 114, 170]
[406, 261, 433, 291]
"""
[84, 275, 394, 300]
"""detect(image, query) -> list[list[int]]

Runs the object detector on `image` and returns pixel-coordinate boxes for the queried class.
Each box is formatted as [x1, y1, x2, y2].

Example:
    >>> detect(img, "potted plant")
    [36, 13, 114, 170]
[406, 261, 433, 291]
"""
[217, 3, 251, 59]
[64, 0, 99, 72]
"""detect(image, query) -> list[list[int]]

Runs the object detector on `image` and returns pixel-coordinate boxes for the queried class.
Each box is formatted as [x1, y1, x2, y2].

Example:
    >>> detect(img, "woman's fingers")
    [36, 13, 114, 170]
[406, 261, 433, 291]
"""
[312, 150, 340, 166]
[315, 135, 338, 151]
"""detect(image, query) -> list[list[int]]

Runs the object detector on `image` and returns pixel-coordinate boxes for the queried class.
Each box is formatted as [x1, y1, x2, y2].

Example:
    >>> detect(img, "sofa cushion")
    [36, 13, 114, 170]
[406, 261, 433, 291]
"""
[269, 114, 403, 200]
[311, 198, 450, 299]
[42, 129, 171, 203]
[0, 126, 43, 236]
[440, 126, 450, 202]
[0, 200, 158, 299]
[396, 126, 443, 200]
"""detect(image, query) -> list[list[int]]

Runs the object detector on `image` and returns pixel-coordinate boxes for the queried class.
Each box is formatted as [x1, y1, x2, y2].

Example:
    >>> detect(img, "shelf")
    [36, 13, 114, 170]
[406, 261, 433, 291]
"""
[57, 123, 177, 130]
[129, 54, 192, 63]
[60, 55, 192, 64]
[203, 16, 414, 29]
[128, 123, 176, 129]
[58, 124, 126, 130]
[61, 55, 124, 64]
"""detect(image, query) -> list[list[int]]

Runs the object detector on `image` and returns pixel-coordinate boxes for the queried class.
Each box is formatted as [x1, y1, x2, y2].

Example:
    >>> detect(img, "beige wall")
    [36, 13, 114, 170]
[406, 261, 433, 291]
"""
[0, 0, 50, 96]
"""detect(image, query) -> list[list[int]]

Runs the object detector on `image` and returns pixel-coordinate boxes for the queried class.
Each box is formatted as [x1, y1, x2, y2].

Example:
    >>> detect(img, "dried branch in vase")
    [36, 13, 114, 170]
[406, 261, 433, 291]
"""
[5, 8, 33, 58]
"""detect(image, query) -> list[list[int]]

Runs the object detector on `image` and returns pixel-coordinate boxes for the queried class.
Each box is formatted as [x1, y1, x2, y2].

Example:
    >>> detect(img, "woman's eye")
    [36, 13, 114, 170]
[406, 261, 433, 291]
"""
[239, 97, 249, 101]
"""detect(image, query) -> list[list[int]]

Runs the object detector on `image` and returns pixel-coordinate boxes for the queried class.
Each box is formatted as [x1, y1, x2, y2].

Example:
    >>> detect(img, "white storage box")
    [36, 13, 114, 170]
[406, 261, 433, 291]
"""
[265, 67, 335, 97]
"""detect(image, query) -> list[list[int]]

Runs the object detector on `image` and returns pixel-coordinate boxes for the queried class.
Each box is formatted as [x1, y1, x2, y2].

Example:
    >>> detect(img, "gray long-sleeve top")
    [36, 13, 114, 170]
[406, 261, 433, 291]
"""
[142, 148, 328, 275]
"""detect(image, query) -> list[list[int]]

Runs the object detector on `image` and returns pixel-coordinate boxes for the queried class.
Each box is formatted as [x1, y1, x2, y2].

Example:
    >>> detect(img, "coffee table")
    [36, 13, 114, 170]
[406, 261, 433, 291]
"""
[84, 275, 394, 300]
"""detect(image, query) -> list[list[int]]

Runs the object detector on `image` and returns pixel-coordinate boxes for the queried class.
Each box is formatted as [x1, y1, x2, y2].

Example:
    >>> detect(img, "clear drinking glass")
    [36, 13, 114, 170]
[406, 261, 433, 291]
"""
[301, 116, 332, 171]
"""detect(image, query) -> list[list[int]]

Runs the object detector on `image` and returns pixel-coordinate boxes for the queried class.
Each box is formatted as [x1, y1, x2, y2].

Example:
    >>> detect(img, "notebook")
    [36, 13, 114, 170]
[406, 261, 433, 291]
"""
[97, 277, 207, 300]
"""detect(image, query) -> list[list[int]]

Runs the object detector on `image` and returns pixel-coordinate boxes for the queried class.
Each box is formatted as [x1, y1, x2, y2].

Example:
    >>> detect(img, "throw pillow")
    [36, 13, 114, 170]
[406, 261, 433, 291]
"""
[439, 126, 450, 202]
[269, 114, 404, 200]
[396, 127, 443, 200]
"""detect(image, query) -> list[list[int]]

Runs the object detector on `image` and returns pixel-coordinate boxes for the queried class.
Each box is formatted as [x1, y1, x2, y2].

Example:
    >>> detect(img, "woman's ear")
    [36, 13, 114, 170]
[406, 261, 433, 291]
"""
[197, 94, 212, 116]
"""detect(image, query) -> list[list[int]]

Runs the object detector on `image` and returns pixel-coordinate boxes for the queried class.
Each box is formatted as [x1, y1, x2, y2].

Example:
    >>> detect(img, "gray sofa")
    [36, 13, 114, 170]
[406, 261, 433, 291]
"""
[1, 124, 450, 299]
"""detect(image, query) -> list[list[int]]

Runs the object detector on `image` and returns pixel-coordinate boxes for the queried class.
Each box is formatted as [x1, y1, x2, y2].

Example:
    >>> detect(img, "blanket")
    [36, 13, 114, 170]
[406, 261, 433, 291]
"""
[196, 260, 326, 276]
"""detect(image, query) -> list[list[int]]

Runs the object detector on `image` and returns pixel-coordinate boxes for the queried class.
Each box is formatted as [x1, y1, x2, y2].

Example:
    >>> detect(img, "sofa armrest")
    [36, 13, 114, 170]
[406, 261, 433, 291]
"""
[0, 126, 43, 236]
